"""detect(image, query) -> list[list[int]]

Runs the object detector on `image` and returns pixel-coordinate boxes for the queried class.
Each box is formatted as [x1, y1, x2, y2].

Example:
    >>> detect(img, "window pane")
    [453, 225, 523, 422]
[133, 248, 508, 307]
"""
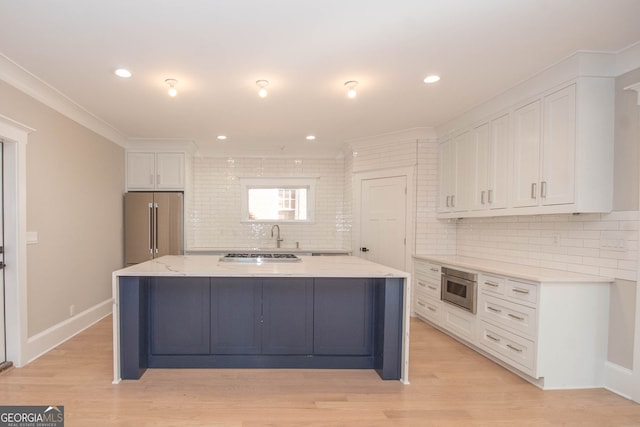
[248, 188, 308, 221]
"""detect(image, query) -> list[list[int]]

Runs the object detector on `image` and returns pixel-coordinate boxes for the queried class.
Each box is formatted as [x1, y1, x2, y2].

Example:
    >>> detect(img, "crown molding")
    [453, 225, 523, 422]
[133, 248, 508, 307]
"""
[624, 82, 640, 106]
[0, 53, 127, 147]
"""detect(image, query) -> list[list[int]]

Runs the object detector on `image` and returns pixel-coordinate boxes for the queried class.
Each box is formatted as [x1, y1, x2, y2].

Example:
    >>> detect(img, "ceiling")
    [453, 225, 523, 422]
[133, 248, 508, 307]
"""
[1, 0, 640, 157]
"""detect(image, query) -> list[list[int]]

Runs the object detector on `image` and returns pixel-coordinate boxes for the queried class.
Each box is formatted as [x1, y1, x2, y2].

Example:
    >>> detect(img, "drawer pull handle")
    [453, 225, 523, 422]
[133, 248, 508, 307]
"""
[512, 287, 530, 294]
[484, 281, 499, 287]
[430, 268, 439, 272]
[507, 344, 523, 353]
[427, 285, 437, 290]
[487, 306, 502, 313]
[486, 334, 500, 342]
[427, 306, 437, 312]
[418, 281, 427, 288]
[508, 313, 525, 321]
[417, 301, 426, 307]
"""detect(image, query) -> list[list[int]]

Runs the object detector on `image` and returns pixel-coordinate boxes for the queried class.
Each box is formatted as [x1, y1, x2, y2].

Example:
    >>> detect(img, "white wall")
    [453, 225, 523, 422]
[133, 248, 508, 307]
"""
[0, 81, 124, 363]
[187, 156, 349, 250]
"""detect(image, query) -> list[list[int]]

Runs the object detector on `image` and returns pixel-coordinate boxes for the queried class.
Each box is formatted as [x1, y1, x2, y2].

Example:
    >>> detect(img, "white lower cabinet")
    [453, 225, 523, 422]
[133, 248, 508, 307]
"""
[413, 258, 611, 390]
[414, 292, 443, 324]
[413, 260, 444, 326]
[478, 320, 535, 373]
[441, 303, 475, 342]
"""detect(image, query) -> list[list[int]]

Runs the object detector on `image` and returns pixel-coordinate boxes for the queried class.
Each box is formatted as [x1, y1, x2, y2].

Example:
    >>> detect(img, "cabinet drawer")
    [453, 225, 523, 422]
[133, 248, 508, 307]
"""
[414, 294, 443, 324]
[479, 274, 506, 296]
[415, 260, 441, 279]
[442, 304, 475, 342]
[506, 280, 538, 306]
[479, 294, 537, 339]
[478, 321, 535, 373]
[415, 275, 441, 299]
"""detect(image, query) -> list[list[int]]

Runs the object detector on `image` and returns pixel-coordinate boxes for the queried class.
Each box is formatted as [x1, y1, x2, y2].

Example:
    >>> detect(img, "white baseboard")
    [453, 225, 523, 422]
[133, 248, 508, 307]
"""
[604, 361, 635, 401]
[23, 298, 112, 366]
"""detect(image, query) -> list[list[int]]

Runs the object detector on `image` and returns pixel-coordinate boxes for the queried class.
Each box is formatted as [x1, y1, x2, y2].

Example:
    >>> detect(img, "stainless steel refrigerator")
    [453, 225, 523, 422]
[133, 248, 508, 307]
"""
[124, 192, 184, 266]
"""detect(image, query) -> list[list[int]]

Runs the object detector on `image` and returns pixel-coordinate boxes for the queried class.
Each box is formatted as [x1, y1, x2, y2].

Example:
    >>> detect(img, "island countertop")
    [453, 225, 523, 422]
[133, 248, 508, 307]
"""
[114, 255, 410, 278]
[112, 254, 411, 385]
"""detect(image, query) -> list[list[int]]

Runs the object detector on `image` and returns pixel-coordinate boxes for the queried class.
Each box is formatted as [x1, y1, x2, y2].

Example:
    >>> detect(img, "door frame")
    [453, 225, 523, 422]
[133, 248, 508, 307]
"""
[352, 166, 415, 272]
[0, 114, 32, 367]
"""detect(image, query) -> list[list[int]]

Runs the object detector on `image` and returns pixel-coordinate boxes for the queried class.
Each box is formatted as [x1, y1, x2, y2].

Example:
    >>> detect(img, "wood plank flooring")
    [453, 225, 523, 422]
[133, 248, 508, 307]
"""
[1, 316, 639, 426]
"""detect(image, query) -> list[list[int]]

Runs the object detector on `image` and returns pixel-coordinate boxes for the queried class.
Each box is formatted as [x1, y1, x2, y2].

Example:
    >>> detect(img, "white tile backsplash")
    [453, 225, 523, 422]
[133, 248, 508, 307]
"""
[455, 212, 640, 280]
[186, 142, 638, 283]
[187, 156, 349, 250]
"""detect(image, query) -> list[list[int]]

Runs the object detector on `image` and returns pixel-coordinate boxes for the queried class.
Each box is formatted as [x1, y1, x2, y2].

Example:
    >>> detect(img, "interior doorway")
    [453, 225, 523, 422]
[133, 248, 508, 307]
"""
[0, 141, 5, 366]
[354, 167, 414, 273]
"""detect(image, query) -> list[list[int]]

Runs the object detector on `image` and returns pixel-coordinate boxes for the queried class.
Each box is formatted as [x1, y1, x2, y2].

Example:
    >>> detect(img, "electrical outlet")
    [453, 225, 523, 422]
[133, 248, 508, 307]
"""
[69, 305, 75, 317]
[600, 232, 626, 251]
[551, 232, 561, 246]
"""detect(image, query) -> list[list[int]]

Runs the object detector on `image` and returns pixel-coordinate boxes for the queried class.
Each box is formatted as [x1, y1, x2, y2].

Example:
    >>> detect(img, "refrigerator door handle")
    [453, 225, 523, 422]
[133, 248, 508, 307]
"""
[154, 202, 159, 254]
[148, 202, 154, 254]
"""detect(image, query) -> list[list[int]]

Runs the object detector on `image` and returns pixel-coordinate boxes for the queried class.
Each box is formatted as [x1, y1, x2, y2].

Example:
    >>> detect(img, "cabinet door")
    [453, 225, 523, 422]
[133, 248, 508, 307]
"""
[488, 114, 509, 209]
[127, 152, 156, 190]
[262, 278, 313, 355]
[314, 279, 373, 355]
[210, 278, 262, 354]
[512, 100, 542, 208]
[149, 277, 210, 355]
[541, 85, 576, 206]
[437, 139, 457, 213]
[156, 152, 185, 190]
[472, 122, 490, 211]
[454, 130, 473, 212]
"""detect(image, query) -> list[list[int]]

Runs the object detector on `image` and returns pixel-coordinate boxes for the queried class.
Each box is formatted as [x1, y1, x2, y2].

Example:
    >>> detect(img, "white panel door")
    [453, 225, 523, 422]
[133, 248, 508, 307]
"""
[360, 176, 407, 271]
[0, 142, 5, 364]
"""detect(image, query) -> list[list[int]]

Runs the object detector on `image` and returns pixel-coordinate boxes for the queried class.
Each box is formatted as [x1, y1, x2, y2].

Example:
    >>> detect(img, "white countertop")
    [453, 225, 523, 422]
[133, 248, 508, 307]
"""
[114, 255, 409, 278]
[414, 255, 613, 283]
[186, 248, 352, 255]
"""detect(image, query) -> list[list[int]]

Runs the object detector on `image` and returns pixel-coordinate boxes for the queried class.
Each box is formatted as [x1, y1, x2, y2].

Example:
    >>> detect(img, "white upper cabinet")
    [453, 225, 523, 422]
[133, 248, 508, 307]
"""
[541, 84, 576, 206]
[512, 85, 576, 208]
[437, 138, 457, 213]
[438, 131, 473, 214]
[127, 152, 185, 191]
[438, 77, 613, 218]
[511, 100, 542, 208]
[472, 113, 509, 211]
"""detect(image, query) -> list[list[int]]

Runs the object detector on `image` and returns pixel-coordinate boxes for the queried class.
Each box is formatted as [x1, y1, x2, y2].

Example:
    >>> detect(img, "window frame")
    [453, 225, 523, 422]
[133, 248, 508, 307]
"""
[240, 177, 317, 223]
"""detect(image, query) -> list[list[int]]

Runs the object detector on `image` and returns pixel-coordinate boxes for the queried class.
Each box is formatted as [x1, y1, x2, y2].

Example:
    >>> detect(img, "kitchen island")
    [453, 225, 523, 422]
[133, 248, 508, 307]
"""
[111, 255, 411, 384]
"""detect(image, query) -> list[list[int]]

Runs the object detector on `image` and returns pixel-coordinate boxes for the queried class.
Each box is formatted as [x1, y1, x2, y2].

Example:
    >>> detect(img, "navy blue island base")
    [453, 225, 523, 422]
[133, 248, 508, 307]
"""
[118, 276, 404, 381]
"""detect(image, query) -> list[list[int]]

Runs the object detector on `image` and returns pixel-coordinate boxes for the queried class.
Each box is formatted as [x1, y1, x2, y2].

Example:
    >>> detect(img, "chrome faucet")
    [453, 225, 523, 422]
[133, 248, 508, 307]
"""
[270, 224, 283, 248]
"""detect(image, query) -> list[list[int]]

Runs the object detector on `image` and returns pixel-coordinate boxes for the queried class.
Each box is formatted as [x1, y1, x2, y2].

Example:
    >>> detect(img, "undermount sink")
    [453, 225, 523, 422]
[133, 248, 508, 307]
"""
[219, 253, 301, 262]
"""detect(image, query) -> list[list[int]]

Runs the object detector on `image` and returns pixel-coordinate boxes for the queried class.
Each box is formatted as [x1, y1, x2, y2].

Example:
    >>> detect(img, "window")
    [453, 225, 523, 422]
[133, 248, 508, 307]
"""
[241, 178, 316, 222]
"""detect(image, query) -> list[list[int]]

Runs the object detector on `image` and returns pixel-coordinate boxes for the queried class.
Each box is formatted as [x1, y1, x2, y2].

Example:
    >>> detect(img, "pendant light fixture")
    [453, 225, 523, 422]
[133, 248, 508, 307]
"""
[256, 80, 269, 98]
[344, 81, 358, 99]
[165, 79, 178, 97]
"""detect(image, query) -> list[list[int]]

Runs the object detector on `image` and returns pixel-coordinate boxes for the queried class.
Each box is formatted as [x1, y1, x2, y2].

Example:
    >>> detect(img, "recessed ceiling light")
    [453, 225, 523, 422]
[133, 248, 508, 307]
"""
[217, 135, 228, 140]
[306, 135, 316, 141]
[423, 75, 441, 84]
[115, 68, 132, 78]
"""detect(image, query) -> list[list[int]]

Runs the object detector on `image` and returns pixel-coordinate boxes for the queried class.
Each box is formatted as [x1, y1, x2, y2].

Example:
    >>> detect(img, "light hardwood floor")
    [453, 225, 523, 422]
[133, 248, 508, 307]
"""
[1, 316, 639, 426]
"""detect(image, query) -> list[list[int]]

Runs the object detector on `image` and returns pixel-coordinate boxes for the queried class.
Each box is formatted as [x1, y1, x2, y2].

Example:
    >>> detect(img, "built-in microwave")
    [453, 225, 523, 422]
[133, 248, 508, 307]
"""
[441, 267, 477, 313]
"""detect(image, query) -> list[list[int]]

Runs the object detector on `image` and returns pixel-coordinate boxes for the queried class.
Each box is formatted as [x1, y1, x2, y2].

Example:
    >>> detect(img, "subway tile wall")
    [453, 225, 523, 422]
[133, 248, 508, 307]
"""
[187, 156, 349, 250]
[455, 212, 640, 281]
